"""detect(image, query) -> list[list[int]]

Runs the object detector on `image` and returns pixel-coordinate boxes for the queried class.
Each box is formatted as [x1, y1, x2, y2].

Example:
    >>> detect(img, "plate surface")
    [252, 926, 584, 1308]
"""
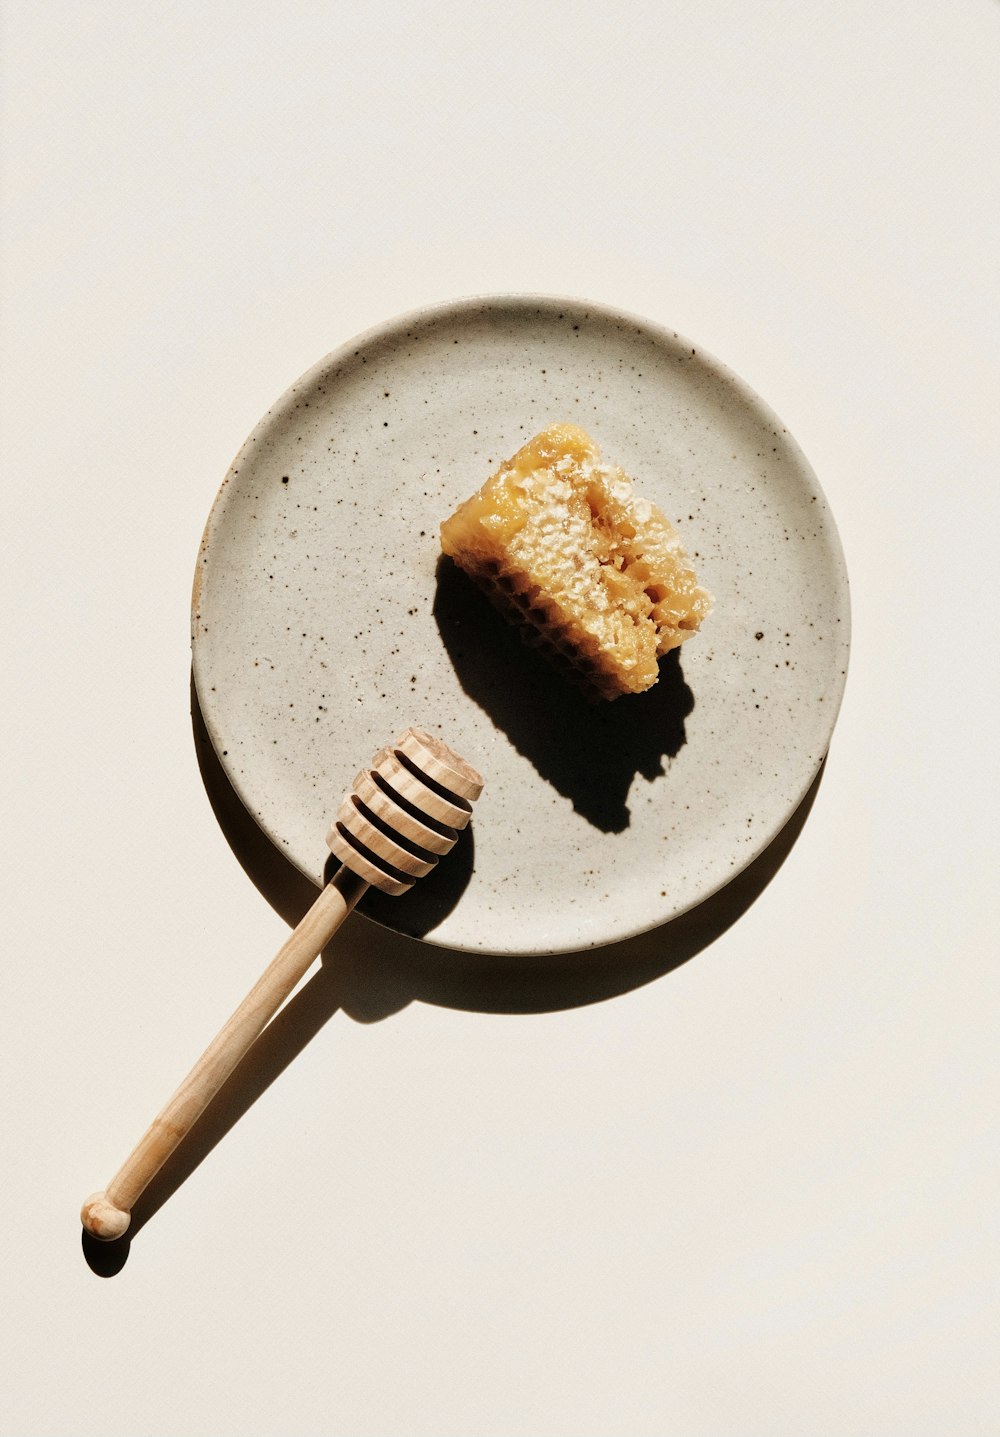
[192, 295, 850, 954]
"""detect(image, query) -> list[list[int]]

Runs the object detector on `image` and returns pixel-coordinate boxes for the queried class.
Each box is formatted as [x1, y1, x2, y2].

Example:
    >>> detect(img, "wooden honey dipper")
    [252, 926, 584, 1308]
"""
[81, 727, 483, 1241]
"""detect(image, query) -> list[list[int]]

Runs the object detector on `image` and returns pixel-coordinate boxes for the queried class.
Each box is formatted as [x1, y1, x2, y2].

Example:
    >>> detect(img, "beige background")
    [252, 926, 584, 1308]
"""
[3, 2, 998, 1434]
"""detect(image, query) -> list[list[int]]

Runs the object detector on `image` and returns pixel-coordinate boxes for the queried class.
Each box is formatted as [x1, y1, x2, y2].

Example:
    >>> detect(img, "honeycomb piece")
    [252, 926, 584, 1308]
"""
[440, 424, 713, 699]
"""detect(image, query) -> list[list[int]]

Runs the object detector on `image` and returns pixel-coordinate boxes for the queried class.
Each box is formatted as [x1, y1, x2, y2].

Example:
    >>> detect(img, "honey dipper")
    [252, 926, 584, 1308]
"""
[81, 727, 483, 1241]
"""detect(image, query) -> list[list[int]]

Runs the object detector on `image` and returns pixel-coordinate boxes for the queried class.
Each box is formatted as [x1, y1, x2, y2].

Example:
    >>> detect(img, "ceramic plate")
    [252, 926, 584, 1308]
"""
[192, 295, 850, 954]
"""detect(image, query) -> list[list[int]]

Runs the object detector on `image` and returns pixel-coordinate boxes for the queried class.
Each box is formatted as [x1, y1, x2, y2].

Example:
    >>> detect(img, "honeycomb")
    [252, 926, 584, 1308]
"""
[439, 424, 713, 700]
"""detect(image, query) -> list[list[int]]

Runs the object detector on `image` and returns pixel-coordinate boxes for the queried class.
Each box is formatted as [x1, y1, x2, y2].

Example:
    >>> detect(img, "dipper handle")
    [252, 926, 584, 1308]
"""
[81, 867, 365, 1239]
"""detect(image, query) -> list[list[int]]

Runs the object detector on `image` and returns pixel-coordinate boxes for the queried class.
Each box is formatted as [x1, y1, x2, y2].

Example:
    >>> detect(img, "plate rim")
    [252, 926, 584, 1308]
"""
[192, 291, 852, 954]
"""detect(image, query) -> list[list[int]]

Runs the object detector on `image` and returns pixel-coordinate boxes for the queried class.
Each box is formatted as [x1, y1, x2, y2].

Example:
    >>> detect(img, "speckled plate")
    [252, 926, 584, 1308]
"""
[192, 295, 850, 954]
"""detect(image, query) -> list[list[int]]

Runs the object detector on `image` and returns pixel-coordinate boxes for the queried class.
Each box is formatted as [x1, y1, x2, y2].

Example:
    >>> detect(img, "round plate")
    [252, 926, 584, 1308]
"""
[192, 295, 850, 954]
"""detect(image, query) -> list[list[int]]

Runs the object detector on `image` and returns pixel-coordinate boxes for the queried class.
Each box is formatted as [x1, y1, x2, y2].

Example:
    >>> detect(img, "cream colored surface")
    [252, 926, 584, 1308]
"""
[2, 2, 999, 1435]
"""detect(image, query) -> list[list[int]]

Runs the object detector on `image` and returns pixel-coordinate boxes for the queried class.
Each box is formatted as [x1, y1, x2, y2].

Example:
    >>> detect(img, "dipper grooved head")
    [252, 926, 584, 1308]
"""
[327, 728, 483, 896]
